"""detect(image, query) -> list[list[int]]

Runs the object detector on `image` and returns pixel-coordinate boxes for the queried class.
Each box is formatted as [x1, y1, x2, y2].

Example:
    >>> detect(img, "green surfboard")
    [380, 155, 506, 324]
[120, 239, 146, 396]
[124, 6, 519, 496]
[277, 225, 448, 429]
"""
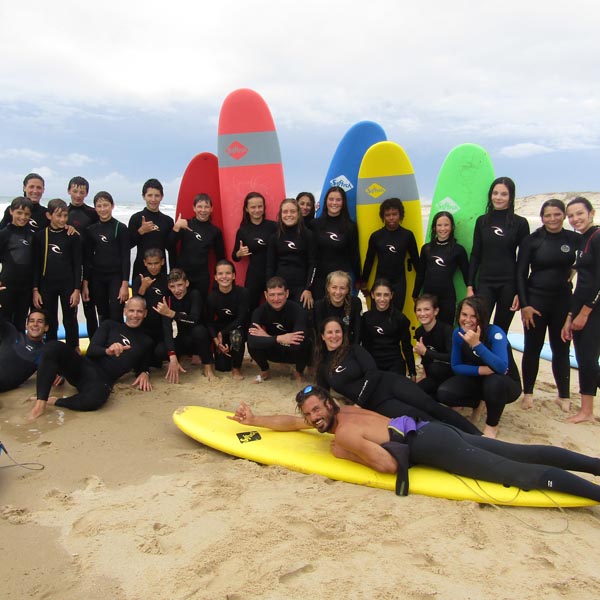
[425, 144, 495, 302]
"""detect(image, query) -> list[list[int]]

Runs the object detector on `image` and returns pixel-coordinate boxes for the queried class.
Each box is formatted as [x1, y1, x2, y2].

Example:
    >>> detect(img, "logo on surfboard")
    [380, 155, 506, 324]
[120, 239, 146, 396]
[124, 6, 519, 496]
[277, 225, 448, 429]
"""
[330, 175, 353, 191]
[226, 141, 249, 160]
[365, 183, 386, 198]
[237, 431, 262, 443]
[436, 196, 461, 214]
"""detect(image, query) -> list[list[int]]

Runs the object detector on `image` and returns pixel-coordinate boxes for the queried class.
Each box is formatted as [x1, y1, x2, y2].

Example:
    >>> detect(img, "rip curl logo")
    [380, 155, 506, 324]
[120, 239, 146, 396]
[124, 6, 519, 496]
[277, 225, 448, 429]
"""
[194, 233, 203, 241]
[436, 196, 460, 214]
[365, 183, 386, 199]
[335, 365, 346, 373]
[22, 240, 30, 245]
[99, 235, 109, 243]
[327, 232, 340, 241]
[49, 244, 62, 254]
[386, 245, 397, 253]
[236, 431, 262, 443]
[154, 288, 163, 295]
[561, 245, 571, 253]
[223, 309, 233, 315]
[274, 322, 286, 331]
[285, 240, 297, 250]
[152, 224, 159, 231]
[226, 141, 249, 160]
[255, 238, 266, 245]
[433, 255, 446, 267]
[25, 344, 34, 352]
[120, 336, 131, 346]
[29, 219, 38, 228]
[374, 326, 384, 335]
[492, 226, 505, 237]
[330, 175, 353, 191]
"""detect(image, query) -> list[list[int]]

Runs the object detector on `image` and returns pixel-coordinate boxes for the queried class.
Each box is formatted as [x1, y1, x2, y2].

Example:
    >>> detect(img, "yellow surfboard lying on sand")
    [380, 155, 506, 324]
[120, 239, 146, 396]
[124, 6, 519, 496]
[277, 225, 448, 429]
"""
[357, 141, 423, 332]
[173, 406, 597, 508]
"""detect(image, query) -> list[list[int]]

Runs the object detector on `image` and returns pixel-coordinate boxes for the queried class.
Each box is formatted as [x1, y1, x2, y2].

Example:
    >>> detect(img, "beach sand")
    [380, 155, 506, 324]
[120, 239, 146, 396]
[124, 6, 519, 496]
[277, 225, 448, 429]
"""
[1, 194, 600, 600]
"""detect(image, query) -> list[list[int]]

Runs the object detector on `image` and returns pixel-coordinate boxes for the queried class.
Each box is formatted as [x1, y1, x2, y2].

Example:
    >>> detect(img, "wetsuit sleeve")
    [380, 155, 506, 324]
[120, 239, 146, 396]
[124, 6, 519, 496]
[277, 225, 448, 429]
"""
[221, 288, 250, 337]
[583, 233, 600, 308]
[406, 231, 420, 278]
[0, 207, 12, 229]
[424, 324, 452, 363]
[353, 346, 382, 406]
[457, 244, 469, 287]
[468, 217, 483, 287]
[265, 235, 277, 280]
[349, 297, 362, 344]
[118, 223, 131, 282]
[205, 293, 219, 339]
[128, 213, 142, 249]
[349, 222, 361, 280]
[412, 243, 428, 297]
[361, 232, 377, 283]
[32, 230, 43, 289]
[516, 233, 534, 307]
[450, 329, 480, 376]
[316, 361, 330, 390]
[291, 301, 307, 333]
[304, 229, 316, 291]
[213, 227, 225, 262]
[472, 327, 509, 374]
[399, 315, 416, 376]
[71, 234, 83, 290]
[86, 321, 112, 358]
[247, 305, 277, 350]
[232, 228, 243, 263]
[173, 290, 201, 326]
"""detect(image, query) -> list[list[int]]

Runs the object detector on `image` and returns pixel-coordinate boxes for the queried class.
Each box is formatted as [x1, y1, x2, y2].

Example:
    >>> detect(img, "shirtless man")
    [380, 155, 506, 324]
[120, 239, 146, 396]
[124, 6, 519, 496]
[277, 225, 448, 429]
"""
[229, 385, 600, 502]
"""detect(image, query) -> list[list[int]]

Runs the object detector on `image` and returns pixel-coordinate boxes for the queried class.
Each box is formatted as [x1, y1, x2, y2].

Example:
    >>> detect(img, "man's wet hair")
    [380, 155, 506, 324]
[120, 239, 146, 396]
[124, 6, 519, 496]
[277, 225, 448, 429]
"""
[266, 276, 288, 291]
[295, 385, 339, 414]
[142, 178, 164, 196]
[68, 176, 89, 192]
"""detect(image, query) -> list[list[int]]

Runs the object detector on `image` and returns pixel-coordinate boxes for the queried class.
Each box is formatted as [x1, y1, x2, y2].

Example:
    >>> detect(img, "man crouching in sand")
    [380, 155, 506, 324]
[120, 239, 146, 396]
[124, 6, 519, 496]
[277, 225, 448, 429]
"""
[29, 296, 153, 420]
[229, 385, 600, 502]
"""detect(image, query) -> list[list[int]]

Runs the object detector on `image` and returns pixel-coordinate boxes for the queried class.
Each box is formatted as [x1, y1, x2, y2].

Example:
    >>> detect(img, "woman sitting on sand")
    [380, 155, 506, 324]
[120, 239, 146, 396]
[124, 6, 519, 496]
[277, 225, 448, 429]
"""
[436, 296, 522, 438]
[315, 316, 480, 434]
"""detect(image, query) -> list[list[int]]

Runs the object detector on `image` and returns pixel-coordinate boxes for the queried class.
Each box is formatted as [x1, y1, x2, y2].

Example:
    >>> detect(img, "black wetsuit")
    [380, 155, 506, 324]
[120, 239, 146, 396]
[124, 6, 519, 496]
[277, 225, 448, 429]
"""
[437, 325, 522, 427]
[174, 218, 225, 300]
[155, 289, 213, 365]
[407, 421, 600, 502]
[412, 240, 469, 325]
[316, 345, 480, 434]
[132, 271, 169, 357]
[35, 320, 152, 411]
[84, 218, 131, 324]
[128, 208, 175, 278]
[68, 202, 100, 337]
[0, 223, 35, 331]
[414, 320, 454, 397]
[313, 296, 362, 345]
[248, 300, 309, 373]
[570, 226, 600, 395]
[206, 285, 250, 371]
[33, 227, 82, 348]
[468, 209, 530, 332]
[0, 316, 44, 392]
[1, 203, 49, 232]
[361, 307, 416, 377]
[266, 227, 316, 304]
[361, 226, 420, 311]
[516, 227, 578, 398]
[310, 215, 361, 299]
[232, 219, 277, 313]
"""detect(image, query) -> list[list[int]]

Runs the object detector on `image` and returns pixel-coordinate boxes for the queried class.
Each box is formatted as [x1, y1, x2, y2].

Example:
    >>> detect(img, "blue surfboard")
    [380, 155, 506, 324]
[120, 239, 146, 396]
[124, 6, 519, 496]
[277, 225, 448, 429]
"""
[316, 121, 386, 220]
[507, 332, 579, 369]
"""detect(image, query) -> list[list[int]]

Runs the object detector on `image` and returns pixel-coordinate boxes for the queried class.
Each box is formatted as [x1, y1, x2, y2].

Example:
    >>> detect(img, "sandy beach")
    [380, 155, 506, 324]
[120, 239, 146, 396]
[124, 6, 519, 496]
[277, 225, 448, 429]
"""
[2, 193, 600, 600]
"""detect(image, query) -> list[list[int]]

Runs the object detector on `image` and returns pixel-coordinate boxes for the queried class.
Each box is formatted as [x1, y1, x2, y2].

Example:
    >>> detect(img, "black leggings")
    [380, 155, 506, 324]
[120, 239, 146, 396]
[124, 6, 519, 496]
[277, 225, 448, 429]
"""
[477, 281, 517, 333]
[573, 306, 600, 396]
[410, 422, 600, 502]
[417, 361, 453, 398]
[437, 373, 521, 427]
[39, 283, 79, 348]
[0, 285, 31, 332]
[248, 343, 309, 374]
[156, 325, 214, 365]
[91, 271, 124, 325]
[522, 291, 571, 397]
[369, 373, 481, 435]
[36, 341, 111, 411]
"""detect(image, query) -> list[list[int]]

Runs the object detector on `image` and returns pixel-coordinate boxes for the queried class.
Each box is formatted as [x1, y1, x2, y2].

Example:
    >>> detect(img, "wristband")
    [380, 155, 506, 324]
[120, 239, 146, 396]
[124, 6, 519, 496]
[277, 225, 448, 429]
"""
[168, 351, 176, 357]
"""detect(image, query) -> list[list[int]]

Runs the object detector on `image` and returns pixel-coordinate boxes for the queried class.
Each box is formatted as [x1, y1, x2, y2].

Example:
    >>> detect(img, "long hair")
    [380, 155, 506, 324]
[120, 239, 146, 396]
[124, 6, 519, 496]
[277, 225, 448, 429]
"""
[482, 177, 516, 226]
[319, 186, 353, 232]
[325, 271, 352, 321]
[240, 191, 266, 227]
[430, 211, 457, 246]
[455, 296, 491, 345]
[315, 316, 350, 375]
[276, 198, 305, 238]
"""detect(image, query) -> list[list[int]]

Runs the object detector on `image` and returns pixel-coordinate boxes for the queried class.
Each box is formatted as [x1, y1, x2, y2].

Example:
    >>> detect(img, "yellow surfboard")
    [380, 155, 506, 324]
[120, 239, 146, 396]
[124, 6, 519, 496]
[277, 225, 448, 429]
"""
[173, 405, 597, 508]
[357, 141, 423, 332]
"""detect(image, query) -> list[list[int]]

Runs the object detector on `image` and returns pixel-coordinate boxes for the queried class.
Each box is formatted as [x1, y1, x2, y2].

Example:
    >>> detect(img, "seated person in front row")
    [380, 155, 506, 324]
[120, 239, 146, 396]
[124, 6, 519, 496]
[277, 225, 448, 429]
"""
[153, 268, 215, 383]
[229, 386, 600, 502]
[206, 260, 250, 380]
[247, 276, 308, 383]
[28, 296, 153, 420]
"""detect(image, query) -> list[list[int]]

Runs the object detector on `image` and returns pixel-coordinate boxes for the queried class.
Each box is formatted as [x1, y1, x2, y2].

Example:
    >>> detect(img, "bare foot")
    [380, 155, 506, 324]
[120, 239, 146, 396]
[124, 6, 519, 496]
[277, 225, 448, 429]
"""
[47, 396, 59, 406]
[191, 355, 202, 366]
[482, 424, 498, 438]
[555, 398, 571, 413]
[232, 369, 244, 381]
[521, 394, 534, 410]
[293, 370, 305, 383]
[566, 412, 595, 424]
[253, 371, 270, 384]
[28, 400, 47, 421]
[204, 364, 217, 381]
[470, 401, 485, 423]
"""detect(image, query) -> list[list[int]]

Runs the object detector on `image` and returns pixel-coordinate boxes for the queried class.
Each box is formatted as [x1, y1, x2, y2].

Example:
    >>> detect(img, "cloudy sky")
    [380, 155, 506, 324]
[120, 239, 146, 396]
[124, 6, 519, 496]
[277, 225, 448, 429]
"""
[1, 0, 599, 205]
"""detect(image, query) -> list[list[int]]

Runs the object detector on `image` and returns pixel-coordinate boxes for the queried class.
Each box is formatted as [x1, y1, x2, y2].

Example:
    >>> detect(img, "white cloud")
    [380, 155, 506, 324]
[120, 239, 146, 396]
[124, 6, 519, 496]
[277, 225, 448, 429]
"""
[0, 148, 46, 161]
[57, 153, 96, 167]
[499, 143, 554, 158]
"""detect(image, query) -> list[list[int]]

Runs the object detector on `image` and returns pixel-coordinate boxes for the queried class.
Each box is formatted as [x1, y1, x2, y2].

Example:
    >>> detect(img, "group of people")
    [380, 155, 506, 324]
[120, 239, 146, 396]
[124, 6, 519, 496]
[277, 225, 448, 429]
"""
[0, 172, 598, 450]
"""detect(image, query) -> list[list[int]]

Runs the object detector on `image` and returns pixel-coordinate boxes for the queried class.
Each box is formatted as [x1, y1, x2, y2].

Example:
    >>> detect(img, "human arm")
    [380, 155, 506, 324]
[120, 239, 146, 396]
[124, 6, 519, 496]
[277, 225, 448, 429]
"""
[332, 425, 398, 473]
[165, 354, 186, 384]
[131, 371, 152, 391]
[456, 325, 509, 374]
[411, 244, 427, 298]
[398, 314, 416, 377]
[227, 401, 309, 431]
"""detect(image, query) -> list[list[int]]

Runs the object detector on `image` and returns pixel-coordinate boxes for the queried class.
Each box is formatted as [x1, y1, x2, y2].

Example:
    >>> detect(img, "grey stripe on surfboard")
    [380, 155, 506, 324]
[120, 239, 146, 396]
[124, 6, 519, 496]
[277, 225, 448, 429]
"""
[218, 131, 281, 168]
[357, 174, 420, 205]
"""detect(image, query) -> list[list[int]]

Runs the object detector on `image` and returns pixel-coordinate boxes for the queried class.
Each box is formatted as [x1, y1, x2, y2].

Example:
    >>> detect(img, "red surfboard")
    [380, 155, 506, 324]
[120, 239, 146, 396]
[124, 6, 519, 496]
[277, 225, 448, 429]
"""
[218, 89, 286, 284]
[175, 152, 223, 280]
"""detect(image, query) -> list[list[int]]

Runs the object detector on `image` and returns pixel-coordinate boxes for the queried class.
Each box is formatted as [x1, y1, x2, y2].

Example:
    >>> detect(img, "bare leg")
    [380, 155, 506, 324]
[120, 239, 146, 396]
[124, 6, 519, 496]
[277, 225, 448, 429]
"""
[293, 370, 304, 383]
[28, 399, 47, 421]
[232, 368, 244, 381]
[521, 393, 534, 410]
[191, 354, 201, 366]
[555, 397, 571, 413]
[471, 401, 485, 424]
[253, 370, 270, 384]
[483, 424, 498, 439]
[204, 364, 217, 381]
[567, 394, 596, 423]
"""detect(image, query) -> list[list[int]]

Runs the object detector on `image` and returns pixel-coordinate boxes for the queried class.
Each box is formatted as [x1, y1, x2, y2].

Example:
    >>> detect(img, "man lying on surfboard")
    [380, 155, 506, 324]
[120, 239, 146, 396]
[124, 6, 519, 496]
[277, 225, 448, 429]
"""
[229, 385, 600, 502]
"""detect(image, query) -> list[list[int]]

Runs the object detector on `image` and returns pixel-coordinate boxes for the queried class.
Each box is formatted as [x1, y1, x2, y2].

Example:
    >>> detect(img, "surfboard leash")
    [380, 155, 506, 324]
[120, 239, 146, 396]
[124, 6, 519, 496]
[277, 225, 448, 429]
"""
[0, 441, 45, 471]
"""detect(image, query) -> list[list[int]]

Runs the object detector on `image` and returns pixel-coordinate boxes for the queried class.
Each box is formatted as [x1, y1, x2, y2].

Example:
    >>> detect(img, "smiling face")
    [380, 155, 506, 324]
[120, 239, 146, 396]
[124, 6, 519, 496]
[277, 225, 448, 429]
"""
[541, 205, 565, 234]
[123, 298, 147, 328]
[143, 187, 163, 212]
[194, 199, 213, 222]
[68, 184, 88, 207]
[10, 206, 32, 227]
[23, 178, 44, 204]
[491, 183, 511, 211]
[297, 195, 313, 218]
[300, 396, 335, 433]
[26, 311, 48, 341]
[48, 209, 68, 230]
[326, 191, 344, 217]
[95, 198, 113, 222]
[246, 197, 265, 224]
[168, 278, 189, 300]
[215, 263, 235, 291]
[371, 285, 393, 312]
[264, 285, 288, 310]
[321, 319, 343, 352]
[567, 201, 595, 234]
[327, 275, 349, 307]
[415, 299, 438, 327]
[435, 215, 452, 241]
[280, 201, 299, 227]
[383, 208, 401, 231]
[458, 302, 478, 332]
